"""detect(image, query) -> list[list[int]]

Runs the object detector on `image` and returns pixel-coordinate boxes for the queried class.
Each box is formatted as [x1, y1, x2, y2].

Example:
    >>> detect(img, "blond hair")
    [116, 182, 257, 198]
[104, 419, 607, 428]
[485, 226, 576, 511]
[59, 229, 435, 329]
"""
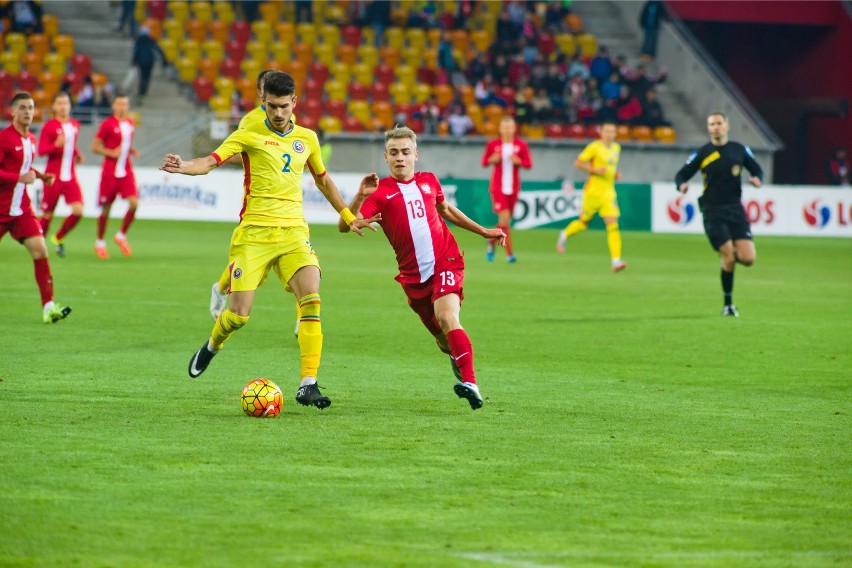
[384, 125, 417, 150]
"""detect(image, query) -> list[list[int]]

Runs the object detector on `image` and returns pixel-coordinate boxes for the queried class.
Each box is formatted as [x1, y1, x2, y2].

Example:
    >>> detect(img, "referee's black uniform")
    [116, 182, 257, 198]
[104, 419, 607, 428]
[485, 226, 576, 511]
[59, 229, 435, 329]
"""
[675, 142, 763, 250]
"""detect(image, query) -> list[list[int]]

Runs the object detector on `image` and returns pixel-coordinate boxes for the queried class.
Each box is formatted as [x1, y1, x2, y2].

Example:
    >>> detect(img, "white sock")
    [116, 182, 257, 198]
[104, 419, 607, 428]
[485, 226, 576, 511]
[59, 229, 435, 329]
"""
[116, 232, 126, 240]
[612, 258, 622, 266]
[300, 376, 317, 387]
[96, 239, 106, 247]
[43, 300, 55, 311]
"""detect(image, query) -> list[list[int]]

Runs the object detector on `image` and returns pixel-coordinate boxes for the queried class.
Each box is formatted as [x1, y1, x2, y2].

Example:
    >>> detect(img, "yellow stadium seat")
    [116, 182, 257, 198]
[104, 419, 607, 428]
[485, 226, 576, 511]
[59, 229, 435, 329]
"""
[0, 51, 21, 75]
[272, 43, 293, 65]
[412, 83, 432, 104]
[276, 22, 295, 42]
[654, 126, 678, 143]
[5, 33, 27, 57]
[176, 58, 196, 82]
[160, 38, 179, 63]
[324, 80, 347, 103]
[426, 28, 442, 49]
[383, 27, 404, 50]
[43, 53, 66, 77]
[245, 40, 267, 63]
[41, 14, 59, 38]
[319, 115, 342, 134]
[296, 23, 317, 46]
[389, 83, 409, 104]
[361, 27, 375, 48]
[202, 39, 225, 64]
[313, 44, 335, 67]
[466, 104, 483, 128]
[470, 30, 490, 53]
[422, 48, 437, 70]
[259, 2, 279, 26]
[209, 95, 230, 116]
[329, 62, 351, 84]
[169, 1, 190, 23]
[52, 35, 75, 59]
[348, 100, 371, 126]
[406, 28, 426, 51]
[556, 34, 576, 58]
[251, 20, 272, 45]
[318, 24, 340, 47]
[213, 1, 235, 24]
[241, 58, 261, 79]
[357, 45, 378, 67]
[214, 77, 235, 100]
[181, 39, 202, 64]
[396, 65, 416, 88]
[163, 19, 183, 42]
[352, 63, 372, 86]
[401, 47, 422, 69]
[577, 33, 597, 58]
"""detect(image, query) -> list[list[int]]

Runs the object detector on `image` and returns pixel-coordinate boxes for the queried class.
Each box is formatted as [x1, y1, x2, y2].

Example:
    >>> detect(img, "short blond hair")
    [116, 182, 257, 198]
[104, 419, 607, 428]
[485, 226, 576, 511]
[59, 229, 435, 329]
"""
[384, 125, 417, 150]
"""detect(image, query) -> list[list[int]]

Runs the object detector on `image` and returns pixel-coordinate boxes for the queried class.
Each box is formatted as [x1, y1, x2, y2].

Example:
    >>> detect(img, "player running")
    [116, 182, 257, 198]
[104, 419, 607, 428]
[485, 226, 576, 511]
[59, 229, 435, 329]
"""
[339, 126, 506, 410]
[557, 121, 627, 272]
[38, 92, 85, 258]
[91, 93, 139, 259]
[161, 71, 377, 409]
[0, 92, 71, 323]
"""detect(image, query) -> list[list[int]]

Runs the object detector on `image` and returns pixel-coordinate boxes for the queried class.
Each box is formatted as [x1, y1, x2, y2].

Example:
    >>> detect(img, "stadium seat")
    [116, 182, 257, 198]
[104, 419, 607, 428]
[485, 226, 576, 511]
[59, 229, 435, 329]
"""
[577, 33, 597, 58]
[407, 117, 425, 134]
[0, 52, 22, 76]
[348, 99, 371, 126]
[0, 71, 15, 94]
[298, 113, 319, 132]
[422, 48, 438, 70]
[202, 39, 225, 64]
[43, 53, 66, 77]
[318, 115, 342, 134]
[42, 14, 59, 38]
[22, 53, 43, 76]
[458, 84, 475, 107]
[337, 44, 357, 66]
[39, 72, 61, 99]
[208, 95, 229, 116]
[654, 126, 678, 143]
[62, 72, 83, 94]
[465, 104, 483, 128]
[275, 22, 295, 42]
[586, 124, 602, 138]
[296, 23, 316, 46]
[53, 35, 75, 60]
[566, 124, 586, 139]
[4, 33, 27, 57]
[370, 82, 390, 103]
[236, 77, 255, 101]
[341, 25, 361, 47]
[213, 1, 234, 24]
[555, 34, 576, 57]
[176, 58, 197, 83]
[259, 2, 279, 26]
[326, 100, 346, 121]
[371, 101, 394, 129]
[240, 58, 261, 81]
[478, 121, 498, 138]
[374, 64, 395, 85]
[545, 123, 566, 139]
[192, 77, 214, 103]
[330, 62, 351, 84]
[426, 28, 442, 48]
[186, 20, 206, 43]
[225, 39, 246, 62]
[538, 33, 556, 57]
[416, 66, 437, 86]
[437, 121, 449, 136]
[319, 24, 340, 47]
[163, 19, 183, 42]
[214, 77, 235, 101]
[378, 46, 400, 69]
[352, 63, 373, 87]
[406, 28, 426, 51]
[27, 34, 50, 60]
[312, 43, 334, 67]
[361, 27, 376, 48]
[160, 38, 179, 63]
[401, 46, 423, 69]
[169, 0, 190, 23]
[17, 71, 38, 92]
[324, 80, 347, 103]
[357, 44, 378, 68]
[393, 102, 416, 121]
[181, 39, 202, 64]
[245, 40, 267, 64]
[616, 124, 631, 141]
[383, 27, 404, 50]
[566, 14, 584, 33]
[301, 97, 322, 121]
[433, 84, 454, 108]
[523, 124, 545, 139]
[197, 58, 218, 81]
[450, 30, 469, 53]
[308, 61, 329, 86]
[142, 18, 163, 40]
[342, 116, 365, 133]
[396, 65, 416, 88]
[71, 54, 91, 77]
[631, 125, 653, 142]
[32, 89, 50, 111]
[286, 60, 307, 86]
[302, 77, 323, 100]
[470, 30, 490, 53]
[231, 21, 251, 45]
[219, 58, 241, 81]
[251, 21, 272, 46]
[208, 20, 229, 44]
[293, 43, 312, 67]
[389, 83, 410, 105]
[484, 104, 506, 125]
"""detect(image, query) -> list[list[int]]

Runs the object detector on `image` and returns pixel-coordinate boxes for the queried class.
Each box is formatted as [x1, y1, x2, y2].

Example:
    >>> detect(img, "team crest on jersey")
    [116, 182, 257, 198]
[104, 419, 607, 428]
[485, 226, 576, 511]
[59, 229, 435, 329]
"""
[292, 140, 305, 153]
[233, 268, 243, 279]
[731, 165, 741, 176]
[420, 184, 432, 194]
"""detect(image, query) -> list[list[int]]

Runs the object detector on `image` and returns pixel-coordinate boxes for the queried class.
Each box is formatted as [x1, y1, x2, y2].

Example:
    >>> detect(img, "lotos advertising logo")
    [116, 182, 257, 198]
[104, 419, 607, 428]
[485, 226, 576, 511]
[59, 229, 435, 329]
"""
[803, 199, 831, 228]
[667, 196, 695, 225]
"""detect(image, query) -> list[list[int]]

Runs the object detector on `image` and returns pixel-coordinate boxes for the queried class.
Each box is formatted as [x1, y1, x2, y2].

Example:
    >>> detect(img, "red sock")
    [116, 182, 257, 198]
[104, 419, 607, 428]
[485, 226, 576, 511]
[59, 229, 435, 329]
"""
[40, 216, 51, 235]
[56, 214, 82, 241]
[120, 208, 136, 234]
[498, 224, 513, 256]
[97, 214, 108, 239]
[447, 328, 475, 384]
[34, 258, 53, 305]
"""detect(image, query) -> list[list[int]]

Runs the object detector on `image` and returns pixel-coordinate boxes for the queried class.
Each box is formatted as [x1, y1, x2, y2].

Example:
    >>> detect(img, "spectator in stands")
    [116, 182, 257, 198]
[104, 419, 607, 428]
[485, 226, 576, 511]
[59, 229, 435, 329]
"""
[638, 88, 670, 128]
[628, 64, 666, 100]
[601, 71, 622, 102]
[519, 37, 538, 66]
[530, 88, 553, 123]
[576, 77, 602, 124]
[437, 31, 460, 84]
[1, 0, 43, 34]
[507, 53, 531, 86]
[446, 105, 473, 137]
[615, 85, 643, 125]
[490, 54, 510, 87]
[363, 1, 391, 48]
[826, 147, 849, 186]
[567, 55, 590, 81]
[544, 1, 571, 33]
[240, 1, 260, 23]
[542, 63, 567, 107]
[589, 46, 613, 84]
[513, 89, 532, 125]
[416, 95, 442, 135]
[131, 26, 166, 104]
[529, 53, 548, 90]
[295, 0, 313, 23]
[639, 0, 664, 61]
[495, 10, 521, 45]
[77, 76, 95, 107]
[406, 2, 438, 29]
[115, 0, 137, 37]
[478, 86, 507, 109]
[465, 52, 489, 85]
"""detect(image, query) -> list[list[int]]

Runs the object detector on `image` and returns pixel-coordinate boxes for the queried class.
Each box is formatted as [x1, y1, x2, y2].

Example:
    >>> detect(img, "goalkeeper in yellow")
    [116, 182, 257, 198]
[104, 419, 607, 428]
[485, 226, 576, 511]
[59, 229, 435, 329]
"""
[557, 121, 627, 272]
[160, 71, 378, 409]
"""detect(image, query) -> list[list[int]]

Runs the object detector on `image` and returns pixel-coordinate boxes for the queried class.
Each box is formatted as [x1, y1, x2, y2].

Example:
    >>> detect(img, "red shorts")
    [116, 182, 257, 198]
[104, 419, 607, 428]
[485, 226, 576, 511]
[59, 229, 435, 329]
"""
[490, 190, 519, 214]
[0, 212, 44, 243]
[41, 178, 83, 212]
[400, 263, 465, 336]
[99, 173, 137, 205]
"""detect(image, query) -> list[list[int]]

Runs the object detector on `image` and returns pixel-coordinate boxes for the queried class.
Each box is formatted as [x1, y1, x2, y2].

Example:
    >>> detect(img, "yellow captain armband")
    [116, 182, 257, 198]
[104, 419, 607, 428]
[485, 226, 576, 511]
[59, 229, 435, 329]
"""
[340, 207, 356, 226]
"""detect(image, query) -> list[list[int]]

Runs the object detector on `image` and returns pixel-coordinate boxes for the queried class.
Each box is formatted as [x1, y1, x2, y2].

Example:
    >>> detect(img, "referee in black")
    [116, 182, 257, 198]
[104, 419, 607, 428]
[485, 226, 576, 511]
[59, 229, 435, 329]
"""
[675, 112, 764, 317]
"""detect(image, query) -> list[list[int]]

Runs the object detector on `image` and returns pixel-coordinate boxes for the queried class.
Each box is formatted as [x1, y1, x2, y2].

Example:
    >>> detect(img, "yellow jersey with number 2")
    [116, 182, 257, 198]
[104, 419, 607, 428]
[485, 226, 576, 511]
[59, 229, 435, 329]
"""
[211, 119, 326, 229]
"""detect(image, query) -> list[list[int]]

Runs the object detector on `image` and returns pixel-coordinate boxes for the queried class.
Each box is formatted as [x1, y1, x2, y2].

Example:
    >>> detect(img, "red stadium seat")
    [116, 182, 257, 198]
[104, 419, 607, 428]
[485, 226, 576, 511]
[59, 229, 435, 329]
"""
[225, 40, 246, 62]
[370, 82, 390, 102]
[17, 71, 38, 92]
[416, 66, 437, 86]
[230, 21, 251, 45]
[219, 58, 241, 81]
[192, 77, 214, 103]
[298, 113, 319, 131]
[393, 103, 416, 121]
[499, 86, 516, 104]
[348, 82, 369, 101]
[308, 62, 329, 85]
[302, 78, 323, 100]
[538, 33, 555, 57]
[0, 71, 14, 93]
[566, 124, 586, 139]
[586, 124, 601, 138]
[342, 116, 365, 132]
[340, 25, 361, 47]
[545, 123, 566, 139]
[374, 64, 394, 85]
[326, 100, 346, 120]
[407, 117, 424, 133]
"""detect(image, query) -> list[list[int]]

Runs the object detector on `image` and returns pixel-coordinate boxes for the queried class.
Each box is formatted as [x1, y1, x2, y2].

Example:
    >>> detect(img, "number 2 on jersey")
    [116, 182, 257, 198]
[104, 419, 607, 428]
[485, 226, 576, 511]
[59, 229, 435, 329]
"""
[281, 153, 291, 172]
[406, 198, 425, 219]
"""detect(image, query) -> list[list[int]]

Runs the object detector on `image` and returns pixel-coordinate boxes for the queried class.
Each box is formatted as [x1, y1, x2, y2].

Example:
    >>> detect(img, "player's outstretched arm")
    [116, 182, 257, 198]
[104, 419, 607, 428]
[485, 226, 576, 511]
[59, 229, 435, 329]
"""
[316, 172, 380, 236]
[437, 201, 507, 247]
[337, 173, 381, 235]
[160, 154, 217, 176]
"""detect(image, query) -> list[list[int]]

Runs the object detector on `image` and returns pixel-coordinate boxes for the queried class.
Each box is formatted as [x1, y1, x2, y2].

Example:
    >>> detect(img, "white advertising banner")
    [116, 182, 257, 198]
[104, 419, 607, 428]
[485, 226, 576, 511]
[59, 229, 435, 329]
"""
[652, 183, 852, 237]
[512, 188, 581, 230]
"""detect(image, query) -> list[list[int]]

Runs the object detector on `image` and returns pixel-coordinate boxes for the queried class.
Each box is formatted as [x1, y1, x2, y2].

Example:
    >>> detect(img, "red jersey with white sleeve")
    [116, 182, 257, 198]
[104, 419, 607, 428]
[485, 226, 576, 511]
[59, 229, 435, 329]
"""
[95, 115, 135, 179]
[0, 124, 38, 218]
[38, 118, 82, 182]
[481, 137, 532, 196]
[359, 172, 462, 284]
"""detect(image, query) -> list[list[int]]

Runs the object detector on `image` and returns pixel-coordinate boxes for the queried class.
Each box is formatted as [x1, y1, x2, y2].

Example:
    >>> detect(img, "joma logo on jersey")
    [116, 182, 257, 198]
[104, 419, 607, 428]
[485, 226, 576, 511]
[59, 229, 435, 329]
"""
[264, 140, 280, 146]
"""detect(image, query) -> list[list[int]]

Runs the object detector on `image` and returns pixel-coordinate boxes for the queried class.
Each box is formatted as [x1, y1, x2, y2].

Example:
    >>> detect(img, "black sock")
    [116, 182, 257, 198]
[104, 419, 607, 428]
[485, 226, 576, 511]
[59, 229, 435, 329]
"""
[721, 269, 734, 305]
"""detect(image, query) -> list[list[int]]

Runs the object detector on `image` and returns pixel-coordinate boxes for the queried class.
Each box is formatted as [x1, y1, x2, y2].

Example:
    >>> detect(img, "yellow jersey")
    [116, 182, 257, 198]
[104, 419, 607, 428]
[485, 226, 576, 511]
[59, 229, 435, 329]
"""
[211, 119, 326, 228]
[237, 105, 297, 130]
[577, 140, 621, 194]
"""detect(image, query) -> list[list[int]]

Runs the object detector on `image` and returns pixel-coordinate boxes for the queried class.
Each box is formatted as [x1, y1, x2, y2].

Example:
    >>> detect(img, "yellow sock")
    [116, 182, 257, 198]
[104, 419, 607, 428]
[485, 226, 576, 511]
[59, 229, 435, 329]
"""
[564, 219, 588, 238]
[607, 222, 622, 260]
[211, 309, 249, 350]
[217, 265, 231, 294]
[297, 293, 322, 379]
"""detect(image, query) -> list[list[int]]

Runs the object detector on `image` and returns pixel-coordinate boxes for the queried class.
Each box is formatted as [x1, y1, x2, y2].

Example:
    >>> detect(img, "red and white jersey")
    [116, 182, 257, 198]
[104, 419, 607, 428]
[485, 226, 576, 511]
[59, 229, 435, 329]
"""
[0, 124, 37, 217]
[95, 115, 135, 179]
[481, 137, 533, 196]
[359, 172, 461, 284]
[38, 118, 81, 182]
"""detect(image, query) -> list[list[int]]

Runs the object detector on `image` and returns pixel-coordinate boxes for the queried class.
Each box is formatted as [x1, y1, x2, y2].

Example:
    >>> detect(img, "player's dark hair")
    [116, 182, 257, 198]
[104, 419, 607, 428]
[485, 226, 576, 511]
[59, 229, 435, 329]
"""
[10, 91, 32, 106]
[263, 72, 296, 98]
[52, 91, 72, 103]
[257, 69, 275, 91]
[114, 91, 129, 100]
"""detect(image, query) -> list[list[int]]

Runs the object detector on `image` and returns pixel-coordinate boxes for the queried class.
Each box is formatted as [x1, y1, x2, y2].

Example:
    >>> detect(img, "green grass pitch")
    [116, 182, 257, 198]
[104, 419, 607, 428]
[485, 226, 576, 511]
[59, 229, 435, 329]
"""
[1, 219, 850, 567]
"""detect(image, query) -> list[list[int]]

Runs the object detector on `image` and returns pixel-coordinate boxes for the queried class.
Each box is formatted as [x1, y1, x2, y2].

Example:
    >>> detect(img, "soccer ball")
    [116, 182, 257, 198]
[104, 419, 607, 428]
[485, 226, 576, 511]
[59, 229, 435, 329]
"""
[240, 379, 283, 418]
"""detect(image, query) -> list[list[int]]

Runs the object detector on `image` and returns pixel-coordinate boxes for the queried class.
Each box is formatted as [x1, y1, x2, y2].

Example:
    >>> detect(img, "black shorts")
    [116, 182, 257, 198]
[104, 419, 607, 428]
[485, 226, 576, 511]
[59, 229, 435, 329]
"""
[700, 202, 753, 250]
